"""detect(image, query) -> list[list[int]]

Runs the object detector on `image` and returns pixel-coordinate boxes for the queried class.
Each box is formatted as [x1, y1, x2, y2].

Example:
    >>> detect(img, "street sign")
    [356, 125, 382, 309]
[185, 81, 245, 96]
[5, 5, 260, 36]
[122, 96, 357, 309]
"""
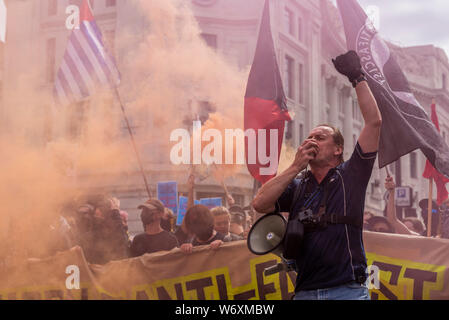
[384, 187, 413, 207]
[395, 186, 412, 207]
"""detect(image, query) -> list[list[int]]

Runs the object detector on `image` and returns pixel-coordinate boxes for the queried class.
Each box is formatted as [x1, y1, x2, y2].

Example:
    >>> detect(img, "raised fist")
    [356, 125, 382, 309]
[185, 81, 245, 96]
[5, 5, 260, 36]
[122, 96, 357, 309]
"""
[332, 50, 364, 84]
[385, 176, 396, 191]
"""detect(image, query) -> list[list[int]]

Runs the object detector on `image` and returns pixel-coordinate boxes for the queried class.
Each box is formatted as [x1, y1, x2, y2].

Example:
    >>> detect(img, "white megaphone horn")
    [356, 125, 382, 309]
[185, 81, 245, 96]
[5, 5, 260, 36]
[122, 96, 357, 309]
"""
[247, 213, 296, 276]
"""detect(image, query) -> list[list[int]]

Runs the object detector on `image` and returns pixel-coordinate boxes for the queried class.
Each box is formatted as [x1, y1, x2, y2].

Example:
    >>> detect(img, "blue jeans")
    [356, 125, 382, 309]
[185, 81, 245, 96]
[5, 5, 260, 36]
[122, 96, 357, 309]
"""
[293, 281, 370, 300]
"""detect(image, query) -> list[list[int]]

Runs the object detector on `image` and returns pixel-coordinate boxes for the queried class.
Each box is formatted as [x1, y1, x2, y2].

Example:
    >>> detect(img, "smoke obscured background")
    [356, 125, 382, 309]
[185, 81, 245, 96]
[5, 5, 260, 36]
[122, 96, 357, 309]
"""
[0, 0, 263, 263]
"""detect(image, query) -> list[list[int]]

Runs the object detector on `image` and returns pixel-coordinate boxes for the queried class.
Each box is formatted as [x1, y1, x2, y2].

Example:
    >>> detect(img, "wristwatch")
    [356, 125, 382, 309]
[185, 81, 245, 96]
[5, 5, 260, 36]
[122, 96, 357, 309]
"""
[352, 74, 367, 88]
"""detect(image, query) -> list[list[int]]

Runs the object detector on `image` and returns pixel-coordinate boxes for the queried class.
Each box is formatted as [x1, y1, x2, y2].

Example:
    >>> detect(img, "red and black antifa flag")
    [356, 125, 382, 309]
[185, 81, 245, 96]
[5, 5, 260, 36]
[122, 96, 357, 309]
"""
[337, 0, 449, 178]
[244, 0, 291, 184]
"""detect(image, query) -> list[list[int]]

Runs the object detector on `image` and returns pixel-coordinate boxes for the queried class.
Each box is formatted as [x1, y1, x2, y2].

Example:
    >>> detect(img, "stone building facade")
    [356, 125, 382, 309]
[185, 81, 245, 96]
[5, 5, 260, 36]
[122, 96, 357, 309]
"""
[1, 0, 449, 235]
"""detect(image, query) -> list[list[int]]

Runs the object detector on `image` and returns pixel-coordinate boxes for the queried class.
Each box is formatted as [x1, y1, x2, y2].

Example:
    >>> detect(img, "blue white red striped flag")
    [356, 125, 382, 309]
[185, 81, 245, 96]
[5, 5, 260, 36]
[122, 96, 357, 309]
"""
[54, 0, 120, 106]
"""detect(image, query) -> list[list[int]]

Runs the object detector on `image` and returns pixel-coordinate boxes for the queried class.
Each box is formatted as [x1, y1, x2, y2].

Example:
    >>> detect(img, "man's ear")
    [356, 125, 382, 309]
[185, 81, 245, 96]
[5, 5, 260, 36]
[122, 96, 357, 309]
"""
[334, 145, 343, 157]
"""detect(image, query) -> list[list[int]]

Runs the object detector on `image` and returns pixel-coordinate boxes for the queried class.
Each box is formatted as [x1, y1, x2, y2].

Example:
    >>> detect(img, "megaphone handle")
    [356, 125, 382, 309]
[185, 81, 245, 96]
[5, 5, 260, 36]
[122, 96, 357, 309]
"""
[264, 263, 285, 276]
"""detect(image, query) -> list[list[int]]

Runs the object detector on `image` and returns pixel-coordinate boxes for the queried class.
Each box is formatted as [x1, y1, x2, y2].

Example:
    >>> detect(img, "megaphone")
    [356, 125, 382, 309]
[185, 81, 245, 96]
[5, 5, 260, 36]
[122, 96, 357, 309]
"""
[247, 213, 295, 275]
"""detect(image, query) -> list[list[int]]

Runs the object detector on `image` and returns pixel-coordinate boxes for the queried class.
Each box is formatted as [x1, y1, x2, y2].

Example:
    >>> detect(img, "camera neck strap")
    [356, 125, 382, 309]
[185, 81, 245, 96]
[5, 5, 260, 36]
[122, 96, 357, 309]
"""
[296, 170, 363, 229]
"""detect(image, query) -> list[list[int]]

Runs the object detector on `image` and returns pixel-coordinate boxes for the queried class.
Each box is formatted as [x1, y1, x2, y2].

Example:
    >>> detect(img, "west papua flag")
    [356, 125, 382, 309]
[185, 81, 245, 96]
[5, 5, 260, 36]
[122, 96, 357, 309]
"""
[54, 0, 120, 106]
[336, 0, 449, 178]
[244, 0, 291, 184]
[422, 103, 449, 205]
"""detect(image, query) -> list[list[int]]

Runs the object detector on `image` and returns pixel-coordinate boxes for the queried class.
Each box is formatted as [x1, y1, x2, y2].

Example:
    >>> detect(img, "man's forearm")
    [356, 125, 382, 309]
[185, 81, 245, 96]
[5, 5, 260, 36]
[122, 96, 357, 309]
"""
[355, 81, 382, 126]
[252, 165, 301, 213]
[385, 190, 397, 224]
[355, 81, 382, 153]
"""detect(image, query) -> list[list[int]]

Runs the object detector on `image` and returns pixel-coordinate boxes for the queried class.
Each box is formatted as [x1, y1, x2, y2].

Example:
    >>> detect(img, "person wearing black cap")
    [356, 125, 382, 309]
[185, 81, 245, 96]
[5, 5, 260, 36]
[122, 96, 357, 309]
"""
[419, 198, 440, 237]
[130, 199, 179, 257]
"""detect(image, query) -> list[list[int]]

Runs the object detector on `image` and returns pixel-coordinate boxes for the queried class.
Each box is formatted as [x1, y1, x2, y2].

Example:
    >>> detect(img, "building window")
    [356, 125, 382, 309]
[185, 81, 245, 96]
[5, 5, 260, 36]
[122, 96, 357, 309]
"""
[339, 93, 344, 114]
[410, 152, 417, 179]
[46, 38, 56, 83]
[326, 80, 332, 105]
[352, 98, 362, 122]
[68, 0, 82, 6]
[298, 17, 303, 42]
[285, 121, 293, 140]
[443, 73, 447, 90]
[299, 123, 304, 143]
[200, 33, 217, 50]
[284, 8, 294, 36]
[389, 162, 395, 175]
[284, 55, 294, 99]
[298, 63, 304, 104]
[106, 0, 116, 7]
[48, 0, 58, 16]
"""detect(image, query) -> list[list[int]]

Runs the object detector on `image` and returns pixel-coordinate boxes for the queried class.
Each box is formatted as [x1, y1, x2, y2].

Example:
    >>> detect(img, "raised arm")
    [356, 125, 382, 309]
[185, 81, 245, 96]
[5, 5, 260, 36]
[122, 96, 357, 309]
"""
[187, 167, 195, 210]
[355, 81, 382, 153]
[332, 51, 382, 153]
[385, 175, 419, 235]
[252, 139, 319, 213]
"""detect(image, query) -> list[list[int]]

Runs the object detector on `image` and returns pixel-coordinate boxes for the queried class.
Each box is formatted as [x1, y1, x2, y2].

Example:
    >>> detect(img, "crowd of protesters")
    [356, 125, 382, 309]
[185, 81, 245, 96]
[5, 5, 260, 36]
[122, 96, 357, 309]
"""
[35, 171, 255, 265]
[4, 169, 448, 267]
[363, 175, 449, 238]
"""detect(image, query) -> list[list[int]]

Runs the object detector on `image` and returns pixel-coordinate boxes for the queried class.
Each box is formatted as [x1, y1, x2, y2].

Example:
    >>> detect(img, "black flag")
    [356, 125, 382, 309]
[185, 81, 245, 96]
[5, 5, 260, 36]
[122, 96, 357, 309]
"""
[336, 0, 449, 178]
[244, 0, 291, 184]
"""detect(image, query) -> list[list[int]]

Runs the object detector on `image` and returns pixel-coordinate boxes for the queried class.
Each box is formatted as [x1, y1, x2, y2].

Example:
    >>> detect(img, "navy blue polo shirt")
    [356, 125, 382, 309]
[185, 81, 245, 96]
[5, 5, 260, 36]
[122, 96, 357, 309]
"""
[276, 143, 377, 291]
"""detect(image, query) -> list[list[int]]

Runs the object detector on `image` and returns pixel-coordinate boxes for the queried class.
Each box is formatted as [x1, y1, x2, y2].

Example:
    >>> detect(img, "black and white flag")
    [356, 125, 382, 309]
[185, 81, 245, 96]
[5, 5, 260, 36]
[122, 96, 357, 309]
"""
[337, 0, 449, 178]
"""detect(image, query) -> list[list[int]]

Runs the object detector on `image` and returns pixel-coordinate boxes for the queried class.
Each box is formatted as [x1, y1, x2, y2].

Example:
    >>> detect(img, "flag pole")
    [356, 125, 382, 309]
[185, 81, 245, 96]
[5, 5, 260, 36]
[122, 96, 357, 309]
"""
[427, 178, 433, 237]
[427, 98, 437, 237]
[114, 87, 152, 198]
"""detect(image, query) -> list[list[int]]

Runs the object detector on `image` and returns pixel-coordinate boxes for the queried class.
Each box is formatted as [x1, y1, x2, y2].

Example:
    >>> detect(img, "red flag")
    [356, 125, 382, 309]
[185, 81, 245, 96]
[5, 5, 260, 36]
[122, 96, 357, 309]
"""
[244, 0, 291, 184]
[422, 103, 449, 205]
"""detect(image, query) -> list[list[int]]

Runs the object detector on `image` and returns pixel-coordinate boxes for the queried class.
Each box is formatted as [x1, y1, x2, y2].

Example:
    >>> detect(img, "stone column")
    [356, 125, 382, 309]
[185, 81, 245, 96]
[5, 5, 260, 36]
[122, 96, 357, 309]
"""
[327, 76, 338, 126]
[342, 85, 353, 160]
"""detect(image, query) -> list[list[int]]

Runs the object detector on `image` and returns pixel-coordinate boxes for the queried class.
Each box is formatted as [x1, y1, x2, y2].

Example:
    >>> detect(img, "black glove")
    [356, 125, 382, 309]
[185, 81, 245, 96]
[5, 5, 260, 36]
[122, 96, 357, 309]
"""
[332, 50, 366, 87]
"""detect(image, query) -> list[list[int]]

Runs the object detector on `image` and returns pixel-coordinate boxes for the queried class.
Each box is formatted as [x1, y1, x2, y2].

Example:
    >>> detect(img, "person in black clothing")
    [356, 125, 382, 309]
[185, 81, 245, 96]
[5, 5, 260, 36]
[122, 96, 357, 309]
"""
[180, 205, 230, 254]
[252, 51, 382, 300]
[130, 198, 178, 257]
[75, 194, 130, 265]
[174, 215, 193, 245]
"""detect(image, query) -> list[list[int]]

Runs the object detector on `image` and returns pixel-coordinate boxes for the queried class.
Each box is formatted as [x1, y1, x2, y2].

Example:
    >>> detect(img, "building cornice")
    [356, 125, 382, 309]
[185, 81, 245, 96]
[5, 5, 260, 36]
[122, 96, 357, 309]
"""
[195, 16, 259, 28]
[40, 12, 117, 30]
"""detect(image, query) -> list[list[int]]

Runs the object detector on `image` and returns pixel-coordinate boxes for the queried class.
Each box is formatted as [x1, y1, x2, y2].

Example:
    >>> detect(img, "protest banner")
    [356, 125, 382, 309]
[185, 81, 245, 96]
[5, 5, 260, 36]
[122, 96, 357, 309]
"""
[199, 198, 222, 210]
[2, 232, 449, 300]
[157, 181, 178, 214]
[177, 197, 200, 226]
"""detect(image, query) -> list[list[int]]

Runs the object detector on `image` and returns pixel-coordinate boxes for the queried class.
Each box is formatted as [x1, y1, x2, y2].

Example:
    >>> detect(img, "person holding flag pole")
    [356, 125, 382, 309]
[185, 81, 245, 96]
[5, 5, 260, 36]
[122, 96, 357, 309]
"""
[54, 0, 152, 198]
[422, 99, 449, 237]
[253, 48, 382, 299]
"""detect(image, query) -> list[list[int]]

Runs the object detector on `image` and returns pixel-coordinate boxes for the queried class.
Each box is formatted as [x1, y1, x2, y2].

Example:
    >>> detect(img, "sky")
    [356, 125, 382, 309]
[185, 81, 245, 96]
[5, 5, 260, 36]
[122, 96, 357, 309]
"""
[332, 0, 449, 57]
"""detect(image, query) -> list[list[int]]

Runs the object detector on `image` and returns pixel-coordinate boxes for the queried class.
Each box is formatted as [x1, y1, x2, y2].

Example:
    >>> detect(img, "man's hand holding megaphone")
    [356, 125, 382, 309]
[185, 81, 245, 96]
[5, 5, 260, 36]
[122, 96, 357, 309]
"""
[252, 138, 319, 214]
[292, 139, 320, 171]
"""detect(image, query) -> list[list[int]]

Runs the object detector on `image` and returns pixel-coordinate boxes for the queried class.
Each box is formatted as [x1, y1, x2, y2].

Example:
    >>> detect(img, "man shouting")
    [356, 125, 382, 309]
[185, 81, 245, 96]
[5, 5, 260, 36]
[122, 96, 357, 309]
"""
[252, 51, 381, 300]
